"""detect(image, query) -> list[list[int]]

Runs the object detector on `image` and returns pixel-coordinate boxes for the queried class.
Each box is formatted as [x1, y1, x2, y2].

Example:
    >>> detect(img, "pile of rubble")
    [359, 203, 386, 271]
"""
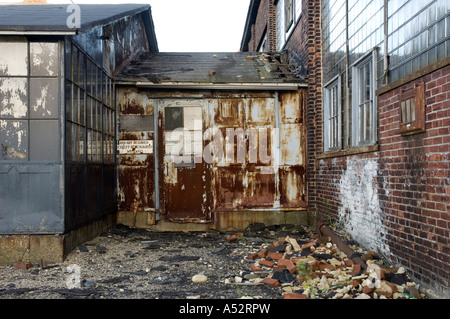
[0, 223, 427, 300]
[226, 223, 424, 300]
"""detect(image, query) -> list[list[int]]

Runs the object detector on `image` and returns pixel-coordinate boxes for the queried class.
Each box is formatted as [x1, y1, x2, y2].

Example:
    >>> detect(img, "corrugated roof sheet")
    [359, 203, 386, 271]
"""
[116, 51, 306, 85]
[0, 4, 151, 33]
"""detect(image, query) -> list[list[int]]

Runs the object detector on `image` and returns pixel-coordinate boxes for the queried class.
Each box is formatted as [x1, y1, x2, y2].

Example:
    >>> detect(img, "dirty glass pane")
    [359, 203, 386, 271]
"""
[65, 81, 73, 121]
[30, 78, 59, 119]
[95, 131, 102, 162]
[30, 42, 59, 77]
[86, 96, 93, 129]
[86, 59, 93, 95]
[72, 123, 78, 161]
[165, 107, 184, 131]
[78, 53, 85, 89]
[72, 86, 79, 124]
[30, 120, 59, 161]
[72, 45, 79, 86]
[0, 120, 28, 161]
[87, 129, 93, 162]
[79, 88, 86, 126]
[95, 101, 101, 131]
[78, 124, 85, 162]
[65, 39, 72, 81]
[0, 36, 28, 76]
[0, 78, 28, 118]
[96, 69, 102, 101]
[65, 121, 72, 161]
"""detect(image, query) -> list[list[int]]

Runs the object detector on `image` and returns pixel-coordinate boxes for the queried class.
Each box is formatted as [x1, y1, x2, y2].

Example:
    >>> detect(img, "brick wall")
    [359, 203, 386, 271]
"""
[378, 65, 450, 295]
[284, 0, 322, 224]
[247, 0, 277, 52]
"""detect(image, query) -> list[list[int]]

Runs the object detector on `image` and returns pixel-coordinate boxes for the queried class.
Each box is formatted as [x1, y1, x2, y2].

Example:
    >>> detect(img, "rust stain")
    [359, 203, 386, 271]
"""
[279, 166, 307, 208]
[117, 88, 308, 224]
[117, 87, 153, 115]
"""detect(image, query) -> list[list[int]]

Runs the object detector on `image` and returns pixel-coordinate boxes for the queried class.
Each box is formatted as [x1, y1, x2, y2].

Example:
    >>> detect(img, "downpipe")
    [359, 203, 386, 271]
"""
[317, 221, 368, 270]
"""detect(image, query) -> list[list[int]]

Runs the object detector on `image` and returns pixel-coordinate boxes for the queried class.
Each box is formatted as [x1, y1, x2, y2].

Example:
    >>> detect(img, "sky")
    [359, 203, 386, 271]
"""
[0, 0, 251, 52]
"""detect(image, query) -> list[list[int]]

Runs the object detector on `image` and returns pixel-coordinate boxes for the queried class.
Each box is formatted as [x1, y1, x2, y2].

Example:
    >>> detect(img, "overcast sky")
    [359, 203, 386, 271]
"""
[0, 0, 251, 52]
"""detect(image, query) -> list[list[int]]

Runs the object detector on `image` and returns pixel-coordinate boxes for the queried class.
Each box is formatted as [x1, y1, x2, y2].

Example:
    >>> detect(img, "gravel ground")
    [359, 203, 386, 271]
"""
[0, 223, 425, 300]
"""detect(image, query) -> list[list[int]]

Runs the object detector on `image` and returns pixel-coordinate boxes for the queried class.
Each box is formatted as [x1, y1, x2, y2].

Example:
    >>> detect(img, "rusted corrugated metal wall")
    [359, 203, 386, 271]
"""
[117, 87, 156, 217]
[117, 88, 307, 227]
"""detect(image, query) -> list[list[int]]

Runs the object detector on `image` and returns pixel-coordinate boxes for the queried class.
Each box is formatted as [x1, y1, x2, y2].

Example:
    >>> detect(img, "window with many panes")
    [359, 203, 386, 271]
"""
[351, 50, 377, 147]
[65, 39, 115, 164]
[399, 82, 426, 135]
[277, 0, 302, 50]
[323, 76, 342, 152]
[0, 36, 60, 162]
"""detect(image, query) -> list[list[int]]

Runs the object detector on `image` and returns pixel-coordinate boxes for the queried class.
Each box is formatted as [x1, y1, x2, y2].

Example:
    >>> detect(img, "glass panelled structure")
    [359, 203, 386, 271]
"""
[65, 39, 115, 165]
[388, 0, 450, 82]
[0, 36, 64, 233]
[321, 0, 450, 151]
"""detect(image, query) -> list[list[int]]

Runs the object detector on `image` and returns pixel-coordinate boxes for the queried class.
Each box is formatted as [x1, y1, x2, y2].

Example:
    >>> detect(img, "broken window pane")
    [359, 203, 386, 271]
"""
[165, 107, 183, 131]
[0, 120, 28, 161]
[30, 120, 59, 161]
[30, 78, 59, 119]
[0, 77, 28, 118]
[30, 42, 59, 77]
[0, 36, 28, 76]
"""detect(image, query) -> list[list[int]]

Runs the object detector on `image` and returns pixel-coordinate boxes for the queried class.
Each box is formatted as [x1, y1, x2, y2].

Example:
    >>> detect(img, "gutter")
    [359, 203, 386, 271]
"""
[0, 30, 77, 35]
[133, 82, 306, 91]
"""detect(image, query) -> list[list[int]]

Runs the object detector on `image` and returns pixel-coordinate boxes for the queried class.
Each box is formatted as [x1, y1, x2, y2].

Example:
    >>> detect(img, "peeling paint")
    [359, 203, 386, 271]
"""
[0, 37, 28, 76]
[30, 42, 59, 77]
[0, 78, 28, 118]
[338, 159, 390, 255]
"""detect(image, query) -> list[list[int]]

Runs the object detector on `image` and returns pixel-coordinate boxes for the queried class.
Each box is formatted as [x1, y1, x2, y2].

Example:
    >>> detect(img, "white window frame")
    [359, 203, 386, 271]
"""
[351, 49, 378, 147]
[323, 75, 342, 152]
[277, 0, 302, 50]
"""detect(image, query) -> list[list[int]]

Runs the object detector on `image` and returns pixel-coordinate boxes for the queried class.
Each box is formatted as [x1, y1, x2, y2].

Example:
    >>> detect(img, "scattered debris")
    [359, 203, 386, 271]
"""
[0, 223, 427, 299]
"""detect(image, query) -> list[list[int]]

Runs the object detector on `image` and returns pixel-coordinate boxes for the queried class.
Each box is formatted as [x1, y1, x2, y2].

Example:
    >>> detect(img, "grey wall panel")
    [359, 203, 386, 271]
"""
[0, 163, 64, 234]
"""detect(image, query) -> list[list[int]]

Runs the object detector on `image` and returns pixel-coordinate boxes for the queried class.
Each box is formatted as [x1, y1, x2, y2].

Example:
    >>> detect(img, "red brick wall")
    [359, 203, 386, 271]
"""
[379, 65, 450, 293]
[284, 0, 322, 223]
[247, 0, 277, 52]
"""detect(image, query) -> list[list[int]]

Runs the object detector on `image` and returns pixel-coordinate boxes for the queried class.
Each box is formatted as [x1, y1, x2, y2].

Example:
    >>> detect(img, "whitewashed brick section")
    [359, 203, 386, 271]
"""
[337, 158, 390, 256]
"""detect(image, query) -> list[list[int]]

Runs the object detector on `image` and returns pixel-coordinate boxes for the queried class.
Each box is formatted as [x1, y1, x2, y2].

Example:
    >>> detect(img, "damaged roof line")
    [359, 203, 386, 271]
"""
[133, 82, 306, 91]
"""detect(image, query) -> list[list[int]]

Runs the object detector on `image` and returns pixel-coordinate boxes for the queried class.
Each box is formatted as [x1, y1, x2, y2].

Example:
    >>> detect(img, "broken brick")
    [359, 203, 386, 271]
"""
[267, 252, 283, 260]
[251, 263, 262, 272]
[259, 260, 276, 268]
[318, 263, 334, 271]
[226, 235, 239, 243]
[375, 280, 398, 298]
[351, 263, 362, 276]
[13, 261, 32, 270]
[284, 293, 307, 299]
[246, 253, 258, 260]
[301, 241, 317, 251]
[344, 259, 354, 267]
[257, 248, 268, 258]
[278, 259, 298, 274]
[362, 285, 375, 294]
[261, 277, 280, 288]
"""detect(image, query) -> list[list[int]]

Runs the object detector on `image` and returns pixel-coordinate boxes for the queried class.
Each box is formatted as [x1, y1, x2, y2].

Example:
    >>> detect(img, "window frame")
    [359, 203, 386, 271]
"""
[323, 75, 342, 152]
[351, 49, 378, 148]
[284, 0, 294, 32]
[399, 82, 426, 135]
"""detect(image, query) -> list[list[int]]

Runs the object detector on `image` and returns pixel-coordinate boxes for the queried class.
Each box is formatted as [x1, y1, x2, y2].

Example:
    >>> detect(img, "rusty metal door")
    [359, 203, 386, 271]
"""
[159, 99, 211, 223]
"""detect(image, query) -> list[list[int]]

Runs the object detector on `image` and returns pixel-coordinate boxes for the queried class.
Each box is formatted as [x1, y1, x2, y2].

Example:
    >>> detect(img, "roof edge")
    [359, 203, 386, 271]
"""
[132, 81, 306, 91]
[240, 0, 262, 52]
